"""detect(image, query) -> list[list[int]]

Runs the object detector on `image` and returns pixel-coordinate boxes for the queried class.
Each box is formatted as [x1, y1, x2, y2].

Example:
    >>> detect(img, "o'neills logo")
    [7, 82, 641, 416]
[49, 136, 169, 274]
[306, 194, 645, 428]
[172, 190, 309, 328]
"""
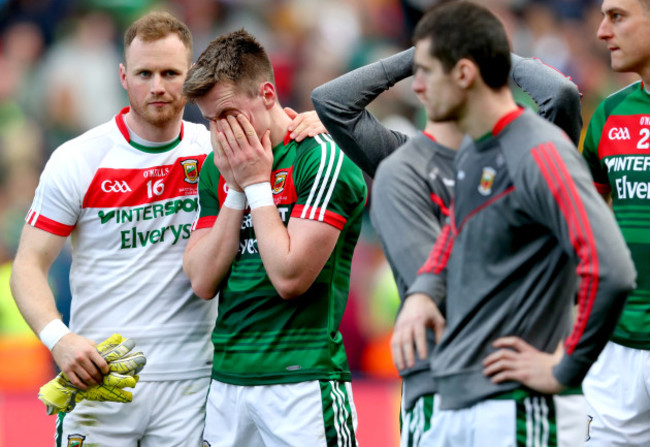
[272, 171, 288, 194]
[181, 159, 199, 184]
[478, 167, 496, 196]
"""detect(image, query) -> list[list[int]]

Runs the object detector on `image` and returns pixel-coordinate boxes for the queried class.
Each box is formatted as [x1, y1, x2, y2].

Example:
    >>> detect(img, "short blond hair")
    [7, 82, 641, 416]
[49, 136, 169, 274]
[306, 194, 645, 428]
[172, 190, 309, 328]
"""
[123, 11, 193, 65]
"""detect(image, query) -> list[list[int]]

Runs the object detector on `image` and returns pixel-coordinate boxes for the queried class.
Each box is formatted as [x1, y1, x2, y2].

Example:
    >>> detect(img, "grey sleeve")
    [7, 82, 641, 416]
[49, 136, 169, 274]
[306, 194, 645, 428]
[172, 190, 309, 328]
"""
[510, 54, 583, 146]
[407, 269, 447, 307]
[520, 143, 636, 386]
[406, 224, 453, 306]
[311, 48, 414, 178]
[370, 155, 442, 300]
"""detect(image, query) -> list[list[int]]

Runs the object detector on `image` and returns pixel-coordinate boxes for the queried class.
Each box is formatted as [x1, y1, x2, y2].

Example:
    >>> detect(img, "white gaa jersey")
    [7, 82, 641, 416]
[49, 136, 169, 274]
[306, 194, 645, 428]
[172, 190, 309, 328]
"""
[27, 107, 216, 381]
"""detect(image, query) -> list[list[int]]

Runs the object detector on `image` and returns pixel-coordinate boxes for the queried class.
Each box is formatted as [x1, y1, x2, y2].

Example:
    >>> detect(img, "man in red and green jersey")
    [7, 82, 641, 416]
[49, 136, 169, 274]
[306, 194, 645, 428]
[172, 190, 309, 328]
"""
[581, 0, 650, 444]
[182, 30, 366, 447]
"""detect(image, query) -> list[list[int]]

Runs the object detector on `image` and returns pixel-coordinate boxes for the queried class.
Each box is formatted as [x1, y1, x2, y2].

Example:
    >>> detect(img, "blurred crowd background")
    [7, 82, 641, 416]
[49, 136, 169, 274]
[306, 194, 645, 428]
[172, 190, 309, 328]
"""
[0, 0, 642, 394]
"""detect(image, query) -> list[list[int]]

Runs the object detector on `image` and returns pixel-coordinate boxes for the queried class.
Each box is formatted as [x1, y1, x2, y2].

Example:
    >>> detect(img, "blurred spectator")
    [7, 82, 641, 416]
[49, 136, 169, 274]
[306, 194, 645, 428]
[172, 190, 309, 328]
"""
[32, 10, 126, 152]
[0, 0, 72, 45]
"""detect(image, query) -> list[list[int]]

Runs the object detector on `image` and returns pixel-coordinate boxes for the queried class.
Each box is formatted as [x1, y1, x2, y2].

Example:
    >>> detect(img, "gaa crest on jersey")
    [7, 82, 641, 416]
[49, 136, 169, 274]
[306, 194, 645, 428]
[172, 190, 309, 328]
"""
[67, 433, 86, 447]
[478, 167, 496, 196]
[272, 171, 288, 194]
[181, 159, 199, 184]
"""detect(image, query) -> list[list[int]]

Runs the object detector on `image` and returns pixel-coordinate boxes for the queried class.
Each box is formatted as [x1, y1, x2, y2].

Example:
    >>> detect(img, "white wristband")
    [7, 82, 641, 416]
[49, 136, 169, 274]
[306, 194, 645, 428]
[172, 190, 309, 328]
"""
[245, 182, 274, 209]
[223, 188, 247, 210]
[39, 319, 71, 351]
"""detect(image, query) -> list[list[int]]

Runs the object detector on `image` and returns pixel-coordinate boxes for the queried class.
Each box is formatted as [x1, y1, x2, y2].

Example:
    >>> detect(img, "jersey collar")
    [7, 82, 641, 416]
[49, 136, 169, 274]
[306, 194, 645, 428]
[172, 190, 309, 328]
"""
[114, 106, 184, 143]
[492, 106, 524, 136]
[283, 130, 292, 146]
[423, 131, 437, 142]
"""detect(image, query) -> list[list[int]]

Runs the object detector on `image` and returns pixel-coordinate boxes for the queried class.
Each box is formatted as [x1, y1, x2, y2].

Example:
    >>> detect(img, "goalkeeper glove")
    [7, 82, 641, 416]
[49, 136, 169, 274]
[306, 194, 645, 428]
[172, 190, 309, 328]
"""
[75, 371, 140, 403]
[96, 333, 137, 361]
[38, 374, 78, 414]
[38, 334, 146, 415]
[38, 370, 139, 415]
[74, 351, 147, 404]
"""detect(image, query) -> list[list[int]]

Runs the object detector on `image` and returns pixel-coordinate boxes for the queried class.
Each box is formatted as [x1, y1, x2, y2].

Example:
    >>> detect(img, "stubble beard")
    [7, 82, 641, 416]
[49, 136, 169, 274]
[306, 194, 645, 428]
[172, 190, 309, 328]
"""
[129, 93, 187, 129]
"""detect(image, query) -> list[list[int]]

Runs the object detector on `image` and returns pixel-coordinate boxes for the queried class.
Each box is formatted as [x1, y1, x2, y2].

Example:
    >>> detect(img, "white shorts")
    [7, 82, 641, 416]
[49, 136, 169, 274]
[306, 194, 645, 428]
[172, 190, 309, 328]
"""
[583, 341, 650, 446]
[421, 390, 586, 447]
[57, 377, 210, 447]
[202, 379, 358, 447]
[401, 392, 435, 447]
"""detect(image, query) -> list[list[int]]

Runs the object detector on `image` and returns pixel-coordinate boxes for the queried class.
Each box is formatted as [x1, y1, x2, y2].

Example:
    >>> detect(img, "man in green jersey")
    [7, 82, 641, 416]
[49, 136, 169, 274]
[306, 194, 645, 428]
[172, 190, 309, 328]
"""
[182, 30, 367, 446]
[581, 0, 650, 444]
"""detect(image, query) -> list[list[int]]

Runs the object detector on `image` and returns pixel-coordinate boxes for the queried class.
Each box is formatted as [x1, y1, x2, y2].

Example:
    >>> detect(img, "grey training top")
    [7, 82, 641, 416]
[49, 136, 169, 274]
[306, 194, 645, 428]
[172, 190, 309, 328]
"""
[409, 109, 636, 410]
[311, 48, 584, 410]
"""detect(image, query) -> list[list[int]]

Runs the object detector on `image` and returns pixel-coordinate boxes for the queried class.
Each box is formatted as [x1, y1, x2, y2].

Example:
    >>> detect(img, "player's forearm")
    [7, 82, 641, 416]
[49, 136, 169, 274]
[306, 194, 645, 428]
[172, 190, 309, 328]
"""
[251, 208, 334, 300]
[9, 258, 62, 336]
[544, 157, 636, 386]
[250, 207, 301, 298]
[311, 48, 414, 177]
[183, 210, 242, 300]
[554, 239, 635, 386]
[510, 54, 582, 145]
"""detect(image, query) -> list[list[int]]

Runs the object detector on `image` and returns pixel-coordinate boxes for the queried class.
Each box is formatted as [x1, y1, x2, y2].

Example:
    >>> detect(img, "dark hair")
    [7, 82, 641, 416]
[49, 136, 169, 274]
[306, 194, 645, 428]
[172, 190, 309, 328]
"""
[413, 1, 511, 89]
[123, 11, 193, 65]
[183, 29, 275, 102]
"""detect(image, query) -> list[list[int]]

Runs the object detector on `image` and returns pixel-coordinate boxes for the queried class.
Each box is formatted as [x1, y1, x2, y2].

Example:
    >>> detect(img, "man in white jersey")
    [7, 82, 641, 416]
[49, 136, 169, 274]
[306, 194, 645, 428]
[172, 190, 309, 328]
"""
[9, 11, 324, 446]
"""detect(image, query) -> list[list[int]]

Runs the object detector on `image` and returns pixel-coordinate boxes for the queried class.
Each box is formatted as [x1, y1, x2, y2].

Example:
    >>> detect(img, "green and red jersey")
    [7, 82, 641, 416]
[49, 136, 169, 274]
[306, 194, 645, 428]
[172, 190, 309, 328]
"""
[582, 81, 650, 349]
[194, 133, 367, 385]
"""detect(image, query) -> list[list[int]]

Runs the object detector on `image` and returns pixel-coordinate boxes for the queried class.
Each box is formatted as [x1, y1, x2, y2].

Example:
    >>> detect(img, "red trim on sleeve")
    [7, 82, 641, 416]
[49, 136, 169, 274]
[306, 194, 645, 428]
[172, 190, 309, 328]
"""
[418, 224, 454, 275]
[594, 182, 611, 194]
[531, 142, 600, 355]
[26, 211, 75, 237]
[193, 215, 217, 230]
[493, 107, 524, 136]
[430, 193, 450, 216]
[291, 204, 347, 230]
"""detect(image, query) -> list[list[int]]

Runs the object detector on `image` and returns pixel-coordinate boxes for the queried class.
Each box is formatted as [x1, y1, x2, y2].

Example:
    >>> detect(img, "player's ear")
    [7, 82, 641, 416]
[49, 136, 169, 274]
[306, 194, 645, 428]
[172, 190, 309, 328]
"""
[259, 82, 277, 109]
[453, 58, 477, 89]
[119, 63, 128, 90]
